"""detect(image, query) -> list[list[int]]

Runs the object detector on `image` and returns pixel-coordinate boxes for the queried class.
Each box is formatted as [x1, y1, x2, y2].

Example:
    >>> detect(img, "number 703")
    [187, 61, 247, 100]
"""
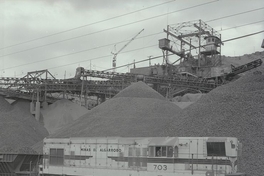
[154, 165, 167, 170]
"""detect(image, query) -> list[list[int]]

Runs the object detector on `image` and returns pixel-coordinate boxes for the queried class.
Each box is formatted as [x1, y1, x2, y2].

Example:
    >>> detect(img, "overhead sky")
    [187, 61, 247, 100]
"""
[0, 0, 263, 78]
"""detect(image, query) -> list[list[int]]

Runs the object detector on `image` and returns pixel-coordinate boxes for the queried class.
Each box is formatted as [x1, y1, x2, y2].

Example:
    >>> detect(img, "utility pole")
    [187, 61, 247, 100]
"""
[166, 25, 169, 64]
[148, 55, 152, 66]
[198, 19, 202, 76]
[90, 60, 92, 80]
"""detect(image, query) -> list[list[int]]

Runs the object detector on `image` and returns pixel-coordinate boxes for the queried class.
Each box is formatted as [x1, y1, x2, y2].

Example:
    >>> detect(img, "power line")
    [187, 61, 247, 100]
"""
[206, 7, 264, 22]
[2, 17, 263, 60]
[102, 55, 166, 72]
[0, 45, 157, 71]
[1, 19, 262, 71]
[51, 52, 171, 72]
[220, 19, 264, 31]
[104, 30, 264, 71]
[49, 44, 157, 70]
[3, 3, 262, 60]
[0, 0, 175, 50]
[0, 0, 219, 59]
[2, 29, 263, 73]
[222, 30, 264, 43]
[2, 2, 262, 71]
[0, 32, 163, 58]
[170, 7, 264, 26]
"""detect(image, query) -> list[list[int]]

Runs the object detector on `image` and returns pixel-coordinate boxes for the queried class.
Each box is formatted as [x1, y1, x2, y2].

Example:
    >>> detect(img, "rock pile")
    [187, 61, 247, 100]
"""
[180, 93, 204, 102]
[51, 81, 182, 138]
[0, 97, 48, 153]
[164, 63, 264, 176]
[0, 96, 13, 112]
[172, 93, 204, 109]
[41, 99, 89, 134]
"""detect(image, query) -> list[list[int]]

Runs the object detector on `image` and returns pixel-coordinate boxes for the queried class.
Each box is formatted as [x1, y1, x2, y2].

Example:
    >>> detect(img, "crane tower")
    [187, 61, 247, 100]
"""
[112, 29, 144, 72]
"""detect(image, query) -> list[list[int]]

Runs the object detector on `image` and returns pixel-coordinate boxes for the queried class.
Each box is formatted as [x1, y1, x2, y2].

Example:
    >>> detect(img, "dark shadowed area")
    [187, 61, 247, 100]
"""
[163, 62, 264, 176]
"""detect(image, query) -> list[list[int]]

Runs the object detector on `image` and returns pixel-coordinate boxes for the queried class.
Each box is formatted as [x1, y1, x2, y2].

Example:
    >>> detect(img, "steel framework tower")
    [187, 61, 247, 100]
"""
[159, 19, 223, 77]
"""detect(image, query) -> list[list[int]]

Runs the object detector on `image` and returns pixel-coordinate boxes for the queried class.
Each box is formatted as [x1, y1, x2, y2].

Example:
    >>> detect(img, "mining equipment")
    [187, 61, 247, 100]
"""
[131, 20, 262, 85]
[0, 54, 262, 110]
[219, 58, 262, 81]
[158, 20, 224, 79]
[40, 136, 245, 176]
[0, 21, 262, 105]
[74, 53, 262, 98]
[0, 54, 260, 120]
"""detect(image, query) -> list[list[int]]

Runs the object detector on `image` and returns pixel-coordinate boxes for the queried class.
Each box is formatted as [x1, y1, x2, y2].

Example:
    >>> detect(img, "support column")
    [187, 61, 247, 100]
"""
[84, 89, 88, 109]
[35, 90, 40, 121]
[30, 102, 35, 114]
[198, 19, 202, 76]
[97, 96, 99, 106]
[30, 92, 35, 114]
[80, 76, 85, 106]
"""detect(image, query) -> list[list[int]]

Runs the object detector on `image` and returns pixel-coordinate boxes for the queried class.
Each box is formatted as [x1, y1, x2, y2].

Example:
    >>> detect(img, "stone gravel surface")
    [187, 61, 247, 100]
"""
[0, 97, 48, 153]
[51, 81, 182, 138]
[163, 63, 264, 176]
[41, 99, 89, 134]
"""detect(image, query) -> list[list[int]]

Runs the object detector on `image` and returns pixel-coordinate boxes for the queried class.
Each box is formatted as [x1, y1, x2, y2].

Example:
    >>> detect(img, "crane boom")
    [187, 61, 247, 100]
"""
[112, 29, 144, 72]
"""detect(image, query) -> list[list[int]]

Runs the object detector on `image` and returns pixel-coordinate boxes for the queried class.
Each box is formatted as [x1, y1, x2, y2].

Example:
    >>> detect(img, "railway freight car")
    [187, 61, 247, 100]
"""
[40, 137, 245, 176]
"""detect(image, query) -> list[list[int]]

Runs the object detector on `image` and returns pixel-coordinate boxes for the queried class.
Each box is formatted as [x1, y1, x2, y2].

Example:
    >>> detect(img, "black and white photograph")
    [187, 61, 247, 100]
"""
[0, 0, 263, 176]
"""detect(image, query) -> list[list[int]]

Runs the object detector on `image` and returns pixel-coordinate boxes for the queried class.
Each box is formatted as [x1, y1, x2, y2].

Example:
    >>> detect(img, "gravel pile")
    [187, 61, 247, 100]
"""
[114, 82, 165, 100]
[12, 99, 45, 125]
[172, 102, 194, 109]
[0, 97, 49, 153]
[31, 140, 43, 154]
[0, 96, 13, 112]
[180, 93, 204, 102]
[12, 99, 32, 112]
[41, 99, 89, 134]
[163, 63, 264, 176]
[51, 81, 182, 138]
[171, 93, 204, 109]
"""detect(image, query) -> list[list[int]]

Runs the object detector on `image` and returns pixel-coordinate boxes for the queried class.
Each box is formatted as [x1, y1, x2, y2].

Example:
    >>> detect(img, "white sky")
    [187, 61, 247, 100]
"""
[0, 0, 263, 78]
